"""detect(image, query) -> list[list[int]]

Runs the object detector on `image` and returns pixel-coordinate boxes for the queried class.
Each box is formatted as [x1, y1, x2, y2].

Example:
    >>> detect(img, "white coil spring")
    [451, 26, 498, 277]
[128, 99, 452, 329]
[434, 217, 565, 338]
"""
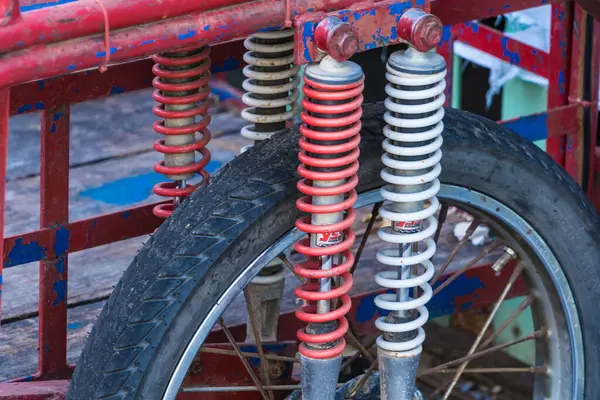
[241, 29, 300, 144]
[375, 57, 447, 354]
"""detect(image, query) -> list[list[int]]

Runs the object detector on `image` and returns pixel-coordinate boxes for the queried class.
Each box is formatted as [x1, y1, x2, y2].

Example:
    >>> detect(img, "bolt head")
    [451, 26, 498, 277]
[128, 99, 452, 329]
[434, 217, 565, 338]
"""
[411, 14, 443, 51]
[330, 25, 359, 61]
[315, 17, 359, 61]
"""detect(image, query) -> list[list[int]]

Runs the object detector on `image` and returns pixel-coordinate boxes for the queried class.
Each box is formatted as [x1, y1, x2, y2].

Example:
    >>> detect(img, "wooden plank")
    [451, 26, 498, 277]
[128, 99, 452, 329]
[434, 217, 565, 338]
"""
[6, 88, 248, 181]
[0, 300, 105, 381]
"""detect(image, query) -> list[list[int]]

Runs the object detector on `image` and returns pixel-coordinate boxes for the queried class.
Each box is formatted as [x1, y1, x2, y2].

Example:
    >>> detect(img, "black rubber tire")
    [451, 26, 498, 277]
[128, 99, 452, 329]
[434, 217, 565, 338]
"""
[68, 104, 600, 399]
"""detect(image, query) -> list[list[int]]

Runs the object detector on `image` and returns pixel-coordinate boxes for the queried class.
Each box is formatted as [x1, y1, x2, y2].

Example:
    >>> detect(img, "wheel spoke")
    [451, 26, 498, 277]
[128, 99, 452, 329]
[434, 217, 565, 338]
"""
[199, 347, 298, 363]
[433, 203, 449, 244]
[340, 335, 377, 370]
[440, 262, 525, 399]
[182, 384, 303, 392]
[244, 290, 275, 400]
[419, 329, 545, 377]
[433, 366, 547, 374]
[345, 359, 378, 398]
[345, 330, 376, 363]
[350, 201, 382, 275]
[478, 294, 535, 350]
[278, 254, 305, 283]
[431, 219, 481, 286]
[433, 240, 502, 296]
[218, 318, 271, 400]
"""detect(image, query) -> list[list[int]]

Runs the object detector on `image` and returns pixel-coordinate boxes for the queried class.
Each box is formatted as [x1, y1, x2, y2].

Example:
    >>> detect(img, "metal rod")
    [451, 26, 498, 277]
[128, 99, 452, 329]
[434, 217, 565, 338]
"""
[0, 0, 251, 53]
[0, 89, 9, 320]
[431, 219, 480, 286]
[340, 335, 378, 371]
[478, 294, 535, 350]
[243, 289, 274, 400]
[350, 202, 382, 274]
[182, 384, 303, 392]
[431, 366, 547, 374]
[345, 330, 376, 363]
[433, 203, 449, 244]
[419, 329, 545, 376]
[433, 241, 503, 296]
[199, 347, 298, 363]
[345, 358, 378, 398]
[218, 318, 271, 400]
[278, 254, 305, 283]
[38, 105, 71, 378]
[441, 262, 525, 399]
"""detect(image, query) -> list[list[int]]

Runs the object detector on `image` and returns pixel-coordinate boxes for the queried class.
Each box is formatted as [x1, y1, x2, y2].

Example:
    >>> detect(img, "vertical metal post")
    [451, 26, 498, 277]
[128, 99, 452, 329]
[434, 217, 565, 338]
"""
[565, 5, 600, 192]
[38, 105, 70, 378]
[437, 26, 454, 106]
[566, 5, 589, 184]
[587, 20, 600, 198]
[546, 1, 573, 166]
[0, 89, 9, 320]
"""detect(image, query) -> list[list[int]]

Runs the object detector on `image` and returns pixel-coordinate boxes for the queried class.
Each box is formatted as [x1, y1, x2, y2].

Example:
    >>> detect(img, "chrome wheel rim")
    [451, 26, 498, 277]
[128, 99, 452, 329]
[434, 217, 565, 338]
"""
[164, 185, 583, 399]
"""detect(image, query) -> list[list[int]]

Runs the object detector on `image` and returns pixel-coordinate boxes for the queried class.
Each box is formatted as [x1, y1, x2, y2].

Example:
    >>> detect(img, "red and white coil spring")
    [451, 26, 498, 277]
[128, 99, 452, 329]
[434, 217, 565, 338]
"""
[151, 46, 212, 219]
[375, 48, 446, 354]
[294, 58, 364, 359]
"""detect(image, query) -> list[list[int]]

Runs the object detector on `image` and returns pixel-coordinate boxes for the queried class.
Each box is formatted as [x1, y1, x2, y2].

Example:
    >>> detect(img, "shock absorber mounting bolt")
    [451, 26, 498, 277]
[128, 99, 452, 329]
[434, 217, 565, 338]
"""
[314, 17, 359, 61]
[397, 8, 443, 52]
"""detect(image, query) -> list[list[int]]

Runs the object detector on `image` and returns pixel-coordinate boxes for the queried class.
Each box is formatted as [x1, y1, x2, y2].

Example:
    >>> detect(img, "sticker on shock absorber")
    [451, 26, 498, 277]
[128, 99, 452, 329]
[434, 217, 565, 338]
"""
[315, 231, 343, 247]
[393, 220, 423, 234]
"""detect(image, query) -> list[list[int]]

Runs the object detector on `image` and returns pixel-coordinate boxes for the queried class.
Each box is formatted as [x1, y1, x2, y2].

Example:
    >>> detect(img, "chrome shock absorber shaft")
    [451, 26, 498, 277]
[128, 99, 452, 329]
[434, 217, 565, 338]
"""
[376, 47, 446, 400]
[241, 29, 300, 342]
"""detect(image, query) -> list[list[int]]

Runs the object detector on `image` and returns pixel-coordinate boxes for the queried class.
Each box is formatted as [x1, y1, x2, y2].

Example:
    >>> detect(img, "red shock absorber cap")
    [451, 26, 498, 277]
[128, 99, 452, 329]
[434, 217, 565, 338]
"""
[397, 8, 443, 52]
[314, 17, 360, 62]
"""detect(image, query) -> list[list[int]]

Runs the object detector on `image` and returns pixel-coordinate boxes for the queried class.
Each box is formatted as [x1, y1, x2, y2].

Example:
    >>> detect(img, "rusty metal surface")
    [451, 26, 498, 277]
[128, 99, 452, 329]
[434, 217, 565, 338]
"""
[37, 106, 70, 378]
[293, 0, 424, 65]
[0, 0, 597, 396]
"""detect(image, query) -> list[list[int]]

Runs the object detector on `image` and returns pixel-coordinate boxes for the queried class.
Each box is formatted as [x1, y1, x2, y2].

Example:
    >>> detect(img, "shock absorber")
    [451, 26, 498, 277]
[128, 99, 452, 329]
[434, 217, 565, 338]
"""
[294, 55, 364, 398]
[241, 28, 300, 150]
[375, 47, 446, 399]
[240, 29, 300, 342]
[151, 46, 212, 219]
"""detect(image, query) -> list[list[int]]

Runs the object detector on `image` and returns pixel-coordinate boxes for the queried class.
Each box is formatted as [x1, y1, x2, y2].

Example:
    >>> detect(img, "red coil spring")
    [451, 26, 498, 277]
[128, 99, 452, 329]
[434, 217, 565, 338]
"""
[294, 74, 365, 359]
[152, 46, 212, 219]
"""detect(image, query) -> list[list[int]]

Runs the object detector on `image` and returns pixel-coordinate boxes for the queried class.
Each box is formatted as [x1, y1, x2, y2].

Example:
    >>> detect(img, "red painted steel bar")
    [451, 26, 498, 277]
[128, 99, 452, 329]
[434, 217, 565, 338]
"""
[0, 0, 251, 53]
[0, 0, 370, 88]
[8, 40, 246, 116]
[0, 0, 550, 56]
[38, 105, 70, 378]
[566, 5, 588, 183]
[565, 8, 600, 189]
[3, 203, 163, 268]
[546, 1, 573, 165]
[453, 22, 549, 77]
[587, 21, 600, 196]
[0, 89, 8, 318]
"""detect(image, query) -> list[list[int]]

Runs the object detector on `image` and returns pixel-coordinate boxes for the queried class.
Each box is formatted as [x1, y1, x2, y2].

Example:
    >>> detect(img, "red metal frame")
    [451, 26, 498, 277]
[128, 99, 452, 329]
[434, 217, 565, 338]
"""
[0, 0, 598, 397]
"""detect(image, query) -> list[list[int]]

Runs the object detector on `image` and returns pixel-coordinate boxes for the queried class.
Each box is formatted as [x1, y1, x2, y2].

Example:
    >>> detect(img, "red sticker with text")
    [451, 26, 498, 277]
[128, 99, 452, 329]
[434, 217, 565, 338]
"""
[393, 220, 423, 234]
[315, 231, 343, 247]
